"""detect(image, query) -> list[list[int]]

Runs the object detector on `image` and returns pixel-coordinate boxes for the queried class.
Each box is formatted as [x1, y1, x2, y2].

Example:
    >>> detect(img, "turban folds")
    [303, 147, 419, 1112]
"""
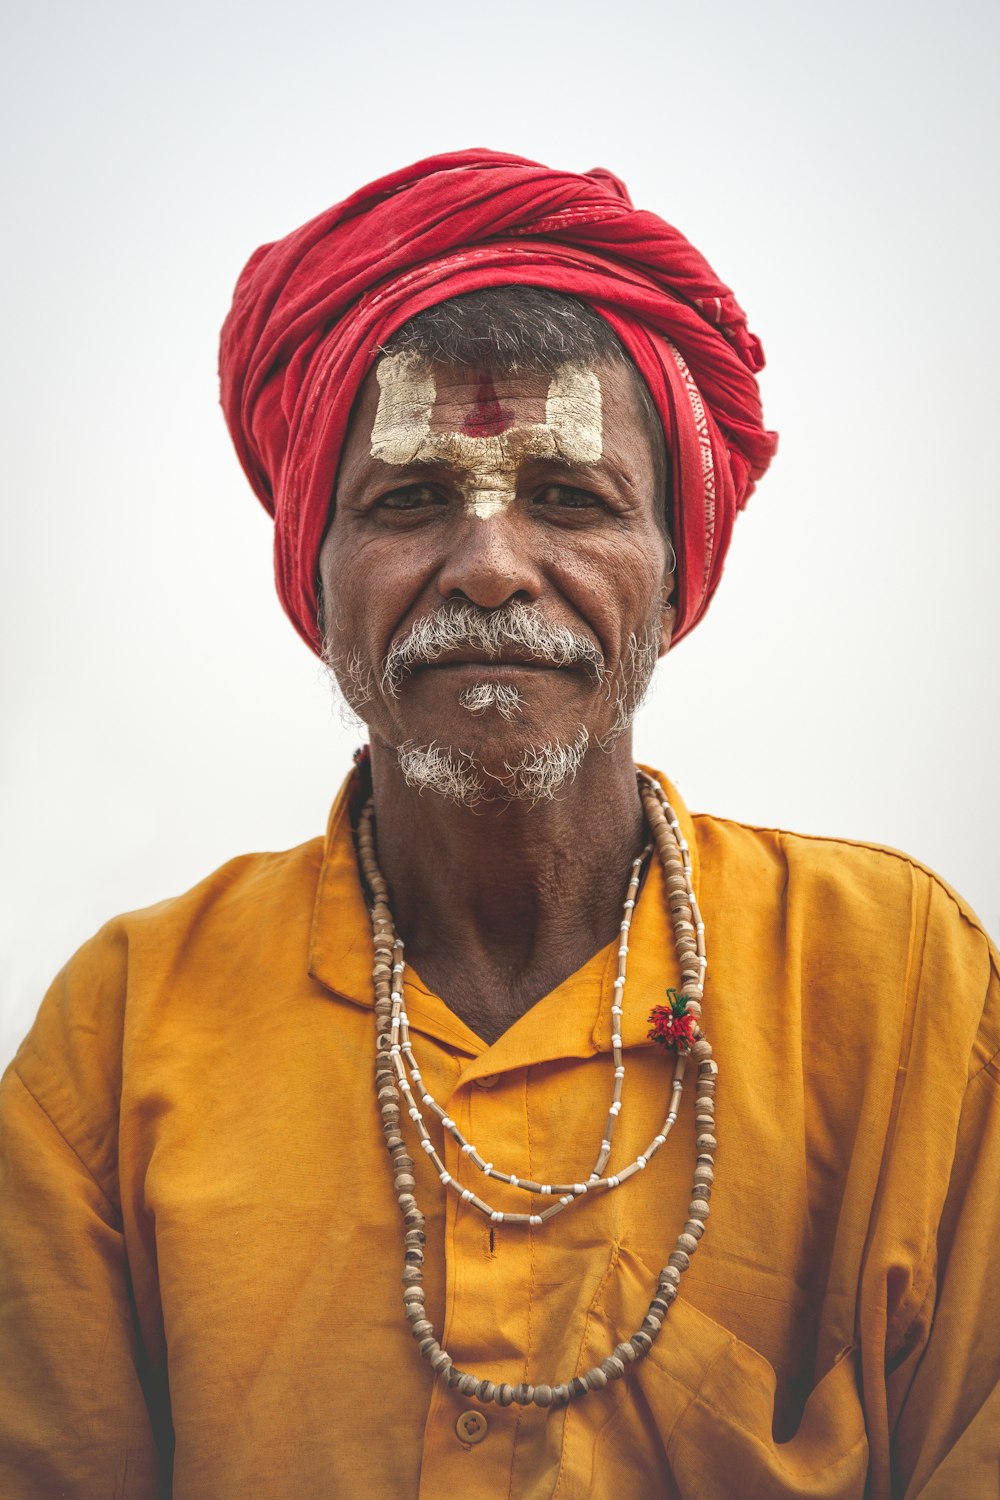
[219, 148, 777, 653]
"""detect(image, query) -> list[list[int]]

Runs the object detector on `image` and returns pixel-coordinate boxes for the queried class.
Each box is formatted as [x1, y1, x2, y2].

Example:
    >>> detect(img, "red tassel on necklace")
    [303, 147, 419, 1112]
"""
[647, 990, 698, 1054]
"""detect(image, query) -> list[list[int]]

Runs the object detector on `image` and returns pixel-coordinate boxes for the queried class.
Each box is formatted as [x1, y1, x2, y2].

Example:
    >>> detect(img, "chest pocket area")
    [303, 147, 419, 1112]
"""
[553, 1244, 869, 1500]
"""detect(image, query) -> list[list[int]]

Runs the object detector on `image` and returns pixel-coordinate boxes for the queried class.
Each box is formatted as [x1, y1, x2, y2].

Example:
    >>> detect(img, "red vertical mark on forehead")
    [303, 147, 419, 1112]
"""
[462, 371, 516, 437]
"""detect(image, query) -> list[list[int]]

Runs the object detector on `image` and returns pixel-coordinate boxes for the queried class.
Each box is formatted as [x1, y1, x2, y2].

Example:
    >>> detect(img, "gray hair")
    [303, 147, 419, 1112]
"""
[380, 599, 605, 698]
[397, 727, 592, 807]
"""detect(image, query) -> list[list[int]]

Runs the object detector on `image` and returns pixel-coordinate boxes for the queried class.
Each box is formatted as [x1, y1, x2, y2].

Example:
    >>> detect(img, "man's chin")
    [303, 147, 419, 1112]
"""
[391, 725, 593, 807]
[401, 714, 585, 770]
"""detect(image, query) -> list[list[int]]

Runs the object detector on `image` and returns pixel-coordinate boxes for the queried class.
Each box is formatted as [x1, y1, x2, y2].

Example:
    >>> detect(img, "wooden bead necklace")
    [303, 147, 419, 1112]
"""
[358, 769, 716, 1408]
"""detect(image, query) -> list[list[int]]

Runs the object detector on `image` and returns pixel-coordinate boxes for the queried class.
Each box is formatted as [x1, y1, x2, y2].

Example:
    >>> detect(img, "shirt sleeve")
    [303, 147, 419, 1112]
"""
[868, 871, 1000, 1500]
[889, 1043, 1000, 1497]
[0, 940, 166, 1498]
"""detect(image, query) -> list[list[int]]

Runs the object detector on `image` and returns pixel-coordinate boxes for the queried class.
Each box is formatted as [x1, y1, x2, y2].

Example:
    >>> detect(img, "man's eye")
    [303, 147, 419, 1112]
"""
[378, 485, 445, 511]
[533, 485, 601, 510]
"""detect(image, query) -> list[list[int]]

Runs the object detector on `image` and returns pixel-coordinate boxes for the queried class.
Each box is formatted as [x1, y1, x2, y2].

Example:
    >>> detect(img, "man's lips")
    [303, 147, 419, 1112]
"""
[412, 658, 561, 675]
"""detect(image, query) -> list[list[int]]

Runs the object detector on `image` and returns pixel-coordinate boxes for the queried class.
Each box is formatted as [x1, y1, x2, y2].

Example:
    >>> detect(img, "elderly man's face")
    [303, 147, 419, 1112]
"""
[318, 353, 674, 798]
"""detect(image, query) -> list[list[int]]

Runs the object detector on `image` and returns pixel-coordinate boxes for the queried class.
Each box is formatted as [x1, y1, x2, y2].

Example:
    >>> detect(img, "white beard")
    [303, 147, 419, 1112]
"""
[397, 726, 591, 807]
[321, 602, 662, 808]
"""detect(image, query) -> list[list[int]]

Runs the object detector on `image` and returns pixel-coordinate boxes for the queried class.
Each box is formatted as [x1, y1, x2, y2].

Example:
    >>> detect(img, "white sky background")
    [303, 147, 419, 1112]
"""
[1, 0, 997, 1071]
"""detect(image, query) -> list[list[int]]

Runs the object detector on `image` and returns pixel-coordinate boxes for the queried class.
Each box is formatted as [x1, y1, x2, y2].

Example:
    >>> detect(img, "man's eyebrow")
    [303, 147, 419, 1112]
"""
[363, 456, 469, 475]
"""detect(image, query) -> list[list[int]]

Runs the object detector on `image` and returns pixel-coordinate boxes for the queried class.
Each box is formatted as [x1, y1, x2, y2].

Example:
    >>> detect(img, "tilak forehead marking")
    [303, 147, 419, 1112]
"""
[370, 351, 603, 519]
[462, 372, 516, 437]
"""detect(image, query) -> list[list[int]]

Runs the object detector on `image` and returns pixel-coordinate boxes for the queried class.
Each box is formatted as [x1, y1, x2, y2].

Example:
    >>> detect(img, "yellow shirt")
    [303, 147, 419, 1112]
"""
[1, 768, 997, 1499]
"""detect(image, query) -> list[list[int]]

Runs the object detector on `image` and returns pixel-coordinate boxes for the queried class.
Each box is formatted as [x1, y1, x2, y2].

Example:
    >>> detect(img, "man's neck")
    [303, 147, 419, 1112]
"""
[364, 739, 647, 1042]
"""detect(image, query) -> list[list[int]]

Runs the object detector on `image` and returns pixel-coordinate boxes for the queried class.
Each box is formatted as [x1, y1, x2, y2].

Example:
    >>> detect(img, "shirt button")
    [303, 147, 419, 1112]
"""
[455, 1410, 489, 1445]
[475, 1073, 499, 1089]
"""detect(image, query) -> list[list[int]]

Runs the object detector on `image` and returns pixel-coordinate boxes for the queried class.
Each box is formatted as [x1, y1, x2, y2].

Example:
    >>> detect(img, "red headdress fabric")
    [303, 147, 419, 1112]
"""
[219, 148, 777, 653]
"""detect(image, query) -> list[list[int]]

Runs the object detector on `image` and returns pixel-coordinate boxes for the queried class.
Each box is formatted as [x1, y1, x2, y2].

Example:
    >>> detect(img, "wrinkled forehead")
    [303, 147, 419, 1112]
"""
[367, 349, 601, 458]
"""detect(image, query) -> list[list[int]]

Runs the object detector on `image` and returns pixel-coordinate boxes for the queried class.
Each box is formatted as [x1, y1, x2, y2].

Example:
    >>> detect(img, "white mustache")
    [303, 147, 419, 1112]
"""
[381, 602, 605, 696]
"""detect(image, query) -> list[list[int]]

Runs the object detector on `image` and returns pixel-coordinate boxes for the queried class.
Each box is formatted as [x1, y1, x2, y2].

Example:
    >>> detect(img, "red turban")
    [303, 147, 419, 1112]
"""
[219, 148, 777, 653]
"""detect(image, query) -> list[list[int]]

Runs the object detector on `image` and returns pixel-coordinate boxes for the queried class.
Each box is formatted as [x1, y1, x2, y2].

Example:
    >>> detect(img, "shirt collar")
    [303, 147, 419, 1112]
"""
[308, 763, 699, 1072]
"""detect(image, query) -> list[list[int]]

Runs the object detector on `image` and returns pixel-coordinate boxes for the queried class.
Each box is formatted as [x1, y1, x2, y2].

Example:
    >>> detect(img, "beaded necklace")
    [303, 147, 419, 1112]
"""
[358, 769, 716, 1409]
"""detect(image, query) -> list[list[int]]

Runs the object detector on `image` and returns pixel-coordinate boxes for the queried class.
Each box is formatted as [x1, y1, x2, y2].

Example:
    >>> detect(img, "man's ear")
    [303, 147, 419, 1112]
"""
[658, 542, 677, 658]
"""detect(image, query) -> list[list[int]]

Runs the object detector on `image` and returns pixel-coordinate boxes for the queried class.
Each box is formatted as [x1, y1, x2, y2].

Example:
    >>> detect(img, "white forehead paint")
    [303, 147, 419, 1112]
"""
[370, 351, 603, 519]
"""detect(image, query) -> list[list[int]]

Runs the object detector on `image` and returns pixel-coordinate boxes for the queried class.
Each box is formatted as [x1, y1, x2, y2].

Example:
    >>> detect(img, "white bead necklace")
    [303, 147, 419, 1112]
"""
[360, 769, 718, 1409]
[385, 844, 691, 1225]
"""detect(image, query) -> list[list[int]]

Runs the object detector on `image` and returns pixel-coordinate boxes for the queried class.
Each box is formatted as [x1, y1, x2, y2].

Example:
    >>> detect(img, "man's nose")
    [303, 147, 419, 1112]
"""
[435, 511, 544, 609]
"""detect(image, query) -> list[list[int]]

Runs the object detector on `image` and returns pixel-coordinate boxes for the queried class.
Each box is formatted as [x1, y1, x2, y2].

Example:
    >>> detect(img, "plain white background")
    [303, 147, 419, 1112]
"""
[2, 0, 997, 1071]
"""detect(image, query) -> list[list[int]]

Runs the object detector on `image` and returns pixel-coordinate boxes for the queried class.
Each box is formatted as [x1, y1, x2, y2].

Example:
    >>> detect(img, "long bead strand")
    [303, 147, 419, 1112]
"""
[360, 770, 716, 1405]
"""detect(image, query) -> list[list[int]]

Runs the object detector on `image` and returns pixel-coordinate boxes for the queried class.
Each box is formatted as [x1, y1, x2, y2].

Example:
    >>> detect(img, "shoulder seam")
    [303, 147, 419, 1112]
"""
[693, 809, 938, 866]
[691, 812, 994, 946]
[102, 836, 327, 930]
[9, 1066, 118, 1219]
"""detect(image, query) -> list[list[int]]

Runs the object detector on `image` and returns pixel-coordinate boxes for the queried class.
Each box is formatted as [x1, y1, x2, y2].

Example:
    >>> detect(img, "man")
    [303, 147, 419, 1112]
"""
[0, 150, 997, 1498]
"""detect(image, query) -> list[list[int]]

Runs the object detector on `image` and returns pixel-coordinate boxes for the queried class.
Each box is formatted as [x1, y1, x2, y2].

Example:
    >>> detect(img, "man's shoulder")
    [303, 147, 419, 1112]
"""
[692, 806, 987, 936]
[107, 833, 328, 944]
[15, 835, 327, 1057]
[692, 806, 999, 1073]
[6, 834, 331, 1179]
